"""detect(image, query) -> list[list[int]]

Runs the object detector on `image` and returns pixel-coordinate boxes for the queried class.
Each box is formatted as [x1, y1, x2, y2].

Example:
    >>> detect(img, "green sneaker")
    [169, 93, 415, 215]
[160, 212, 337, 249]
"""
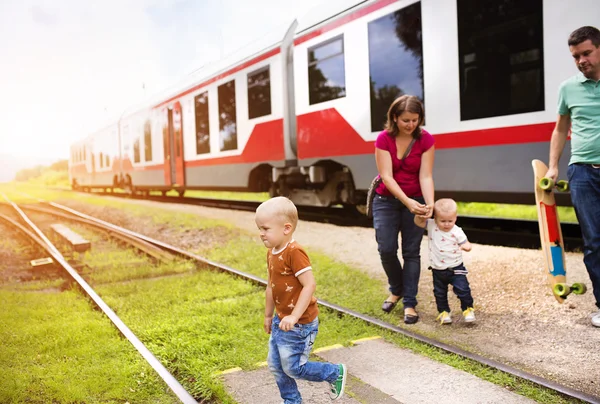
[329, 364, 347, 400]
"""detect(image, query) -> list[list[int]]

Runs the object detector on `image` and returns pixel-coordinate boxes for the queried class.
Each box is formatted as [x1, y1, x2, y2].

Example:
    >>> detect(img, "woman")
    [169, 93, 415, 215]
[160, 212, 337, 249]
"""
[372, 95, 435, 324]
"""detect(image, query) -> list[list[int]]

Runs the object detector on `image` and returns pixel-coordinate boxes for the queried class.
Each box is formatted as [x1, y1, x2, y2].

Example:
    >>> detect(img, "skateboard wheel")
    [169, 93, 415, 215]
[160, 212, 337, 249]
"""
[553, 283, 571, 297]
[570, 283, 587, 295]
[556, 180, 569, 192]
[540, 177, 554, 190]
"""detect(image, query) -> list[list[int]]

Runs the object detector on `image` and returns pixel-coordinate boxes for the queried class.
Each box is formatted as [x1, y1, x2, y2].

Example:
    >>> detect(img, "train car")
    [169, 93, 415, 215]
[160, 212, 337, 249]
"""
[69, 0, 598, 207]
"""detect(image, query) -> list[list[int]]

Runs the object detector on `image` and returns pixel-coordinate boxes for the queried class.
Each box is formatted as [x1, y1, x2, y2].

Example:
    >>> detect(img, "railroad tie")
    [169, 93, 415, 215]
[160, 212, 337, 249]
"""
[50, 224, 91, 253]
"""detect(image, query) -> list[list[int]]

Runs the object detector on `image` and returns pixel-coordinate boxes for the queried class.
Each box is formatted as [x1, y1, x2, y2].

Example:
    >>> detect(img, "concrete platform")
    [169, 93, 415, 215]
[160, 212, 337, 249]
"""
[222, 337, 535, 404]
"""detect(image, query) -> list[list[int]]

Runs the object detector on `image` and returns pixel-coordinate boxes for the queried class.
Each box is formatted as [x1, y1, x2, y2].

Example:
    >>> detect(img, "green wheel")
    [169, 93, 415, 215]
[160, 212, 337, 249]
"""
[570, 283, 587, 295]
[556, 180, 569, 192]
[540, 177, 554, 190]
[553, 283, 571, 297]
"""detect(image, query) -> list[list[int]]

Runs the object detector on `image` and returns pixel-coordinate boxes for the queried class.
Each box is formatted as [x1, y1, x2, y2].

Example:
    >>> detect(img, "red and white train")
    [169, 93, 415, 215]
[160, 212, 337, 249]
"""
[69, 0, 597, 207]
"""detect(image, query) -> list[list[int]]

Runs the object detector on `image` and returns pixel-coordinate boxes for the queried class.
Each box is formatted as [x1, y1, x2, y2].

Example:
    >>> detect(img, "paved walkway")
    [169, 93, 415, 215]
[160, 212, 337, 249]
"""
[222, 337, 536, 404]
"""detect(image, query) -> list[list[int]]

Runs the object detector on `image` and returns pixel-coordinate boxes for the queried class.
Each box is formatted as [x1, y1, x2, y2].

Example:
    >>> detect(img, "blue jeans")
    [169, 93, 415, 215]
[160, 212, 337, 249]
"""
[568, 163, 600, 308]
[431, 265, 474, 312]
[372, 194, 425, 309]
[267, 316, 339, 404]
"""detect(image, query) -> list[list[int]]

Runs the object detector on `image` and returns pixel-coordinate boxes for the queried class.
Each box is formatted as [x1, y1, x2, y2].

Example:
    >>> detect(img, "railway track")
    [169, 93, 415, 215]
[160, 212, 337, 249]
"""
[79, 190, 584, 252]
[3, 195, 597, 403]
[0, 195, 198, 404]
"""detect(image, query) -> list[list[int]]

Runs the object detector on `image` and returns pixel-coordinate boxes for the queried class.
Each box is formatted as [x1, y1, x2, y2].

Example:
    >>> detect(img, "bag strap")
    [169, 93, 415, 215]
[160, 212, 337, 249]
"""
[401, 138, 417, 161]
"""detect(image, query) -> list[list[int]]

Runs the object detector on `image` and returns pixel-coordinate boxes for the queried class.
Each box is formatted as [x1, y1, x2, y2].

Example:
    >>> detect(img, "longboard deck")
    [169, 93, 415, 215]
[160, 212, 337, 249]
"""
[532, 159, 567, 303]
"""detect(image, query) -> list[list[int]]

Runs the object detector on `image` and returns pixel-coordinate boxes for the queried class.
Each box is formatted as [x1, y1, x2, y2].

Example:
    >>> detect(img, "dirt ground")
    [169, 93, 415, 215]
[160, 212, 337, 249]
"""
[54, 198, 600, 399]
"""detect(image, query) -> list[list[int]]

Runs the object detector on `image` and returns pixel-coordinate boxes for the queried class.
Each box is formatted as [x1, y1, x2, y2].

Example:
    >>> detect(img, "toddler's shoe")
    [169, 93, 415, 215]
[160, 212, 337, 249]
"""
[436, 311, 452, 324]
[330, 363, 347, 400]
[592, 310, 600, 328]
[463, 307, 476, 322]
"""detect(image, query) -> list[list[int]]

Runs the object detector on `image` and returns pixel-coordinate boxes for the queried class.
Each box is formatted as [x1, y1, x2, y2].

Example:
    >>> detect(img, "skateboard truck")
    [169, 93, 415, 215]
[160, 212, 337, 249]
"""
[539, 178, 569, 192]
[553, 282, 587, 298]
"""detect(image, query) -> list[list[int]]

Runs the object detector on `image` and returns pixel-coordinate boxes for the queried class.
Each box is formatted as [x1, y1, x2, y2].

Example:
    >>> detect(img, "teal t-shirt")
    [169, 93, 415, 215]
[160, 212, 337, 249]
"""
[557, 73, 600, 164]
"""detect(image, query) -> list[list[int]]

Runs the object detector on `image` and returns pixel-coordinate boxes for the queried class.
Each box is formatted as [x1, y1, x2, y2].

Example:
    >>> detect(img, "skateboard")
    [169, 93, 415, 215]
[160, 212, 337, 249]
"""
[532, 159, 587, 303]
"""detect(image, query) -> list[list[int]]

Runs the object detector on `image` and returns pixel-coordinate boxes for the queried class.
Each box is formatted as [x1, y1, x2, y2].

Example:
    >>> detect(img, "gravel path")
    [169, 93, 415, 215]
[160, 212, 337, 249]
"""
[63, 197, 600, 398]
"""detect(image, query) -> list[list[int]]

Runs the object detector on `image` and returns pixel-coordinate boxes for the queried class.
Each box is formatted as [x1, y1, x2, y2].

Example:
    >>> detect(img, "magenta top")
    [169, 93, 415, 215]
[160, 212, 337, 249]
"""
[374, 129, 435, 198]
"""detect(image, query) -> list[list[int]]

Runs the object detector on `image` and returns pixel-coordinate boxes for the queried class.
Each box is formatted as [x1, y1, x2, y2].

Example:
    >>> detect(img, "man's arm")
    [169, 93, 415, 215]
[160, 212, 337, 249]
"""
[546, 114, 571, 182]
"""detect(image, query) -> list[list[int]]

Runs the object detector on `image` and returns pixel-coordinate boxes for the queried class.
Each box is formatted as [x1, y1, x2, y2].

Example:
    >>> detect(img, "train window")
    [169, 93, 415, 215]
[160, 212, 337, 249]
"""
[144, 120, 153, 162]
[247, 66, 271, 119]
[99, 152, 104, 168]
[218, 80, 238, 151]
[194, 91, 210, 154]
[457, 0, 544, 120]
[105, 155, 110, 168]
[133, 138, 141, 163]
[368, 2, 423, 132]
[308, 35, 346, 105]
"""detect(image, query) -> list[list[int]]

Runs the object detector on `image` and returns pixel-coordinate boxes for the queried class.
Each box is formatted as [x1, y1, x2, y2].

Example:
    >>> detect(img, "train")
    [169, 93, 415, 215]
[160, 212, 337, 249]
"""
[69, 0, 597, 207]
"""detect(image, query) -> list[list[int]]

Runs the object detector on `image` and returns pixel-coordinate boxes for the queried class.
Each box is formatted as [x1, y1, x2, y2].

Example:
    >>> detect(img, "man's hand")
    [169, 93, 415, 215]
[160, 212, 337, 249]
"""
[545, 166, 559, 183]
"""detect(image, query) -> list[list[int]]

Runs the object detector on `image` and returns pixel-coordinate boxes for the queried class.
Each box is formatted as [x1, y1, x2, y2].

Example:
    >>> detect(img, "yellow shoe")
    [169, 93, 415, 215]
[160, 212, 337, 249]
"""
[436, 311, 452, 324]
[463, 307, 476, 322]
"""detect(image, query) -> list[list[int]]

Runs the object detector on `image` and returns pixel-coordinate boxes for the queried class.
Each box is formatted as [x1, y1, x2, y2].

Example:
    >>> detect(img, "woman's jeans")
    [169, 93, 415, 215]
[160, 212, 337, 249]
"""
[267, 316, 339, 404]
[372, 194, 425, 309]
[568, 163, 600, 308]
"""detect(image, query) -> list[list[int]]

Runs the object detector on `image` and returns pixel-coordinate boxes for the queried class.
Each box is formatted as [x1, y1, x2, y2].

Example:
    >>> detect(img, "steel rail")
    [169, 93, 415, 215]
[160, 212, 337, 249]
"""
[44, 200, 599, 404]
[0, 195, 197, 404]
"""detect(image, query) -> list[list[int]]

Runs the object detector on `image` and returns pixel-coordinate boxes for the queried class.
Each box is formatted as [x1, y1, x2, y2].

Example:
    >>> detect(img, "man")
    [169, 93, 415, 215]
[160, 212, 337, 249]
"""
[546, 26, 600, 327]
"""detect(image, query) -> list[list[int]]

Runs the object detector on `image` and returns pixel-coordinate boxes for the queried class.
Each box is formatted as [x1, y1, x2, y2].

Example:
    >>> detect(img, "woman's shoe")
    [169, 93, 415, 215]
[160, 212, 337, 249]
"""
[404, 312, 419, 324]
[381, 300, 398, 313]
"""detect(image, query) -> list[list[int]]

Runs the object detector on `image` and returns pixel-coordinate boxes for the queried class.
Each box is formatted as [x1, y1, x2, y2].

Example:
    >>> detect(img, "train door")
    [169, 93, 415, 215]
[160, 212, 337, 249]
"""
[162, 107, 173, 185]
[172, 102, 185, 185]
[162, 102, 186, 186]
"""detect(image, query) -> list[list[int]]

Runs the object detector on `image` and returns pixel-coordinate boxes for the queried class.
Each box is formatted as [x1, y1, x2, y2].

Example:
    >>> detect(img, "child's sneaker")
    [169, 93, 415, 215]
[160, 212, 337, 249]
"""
[329, 364, 347, 400]
[463, 307, 476, 322]
[592, 310, 600, 327]
[436, 311, 452, 324]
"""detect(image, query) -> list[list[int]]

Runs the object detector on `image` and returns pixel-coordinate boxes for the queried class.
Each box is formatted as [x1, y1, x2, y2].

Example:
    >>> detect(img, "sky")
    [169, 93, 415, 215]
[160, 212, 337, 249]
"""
[0, 0, 330, 169]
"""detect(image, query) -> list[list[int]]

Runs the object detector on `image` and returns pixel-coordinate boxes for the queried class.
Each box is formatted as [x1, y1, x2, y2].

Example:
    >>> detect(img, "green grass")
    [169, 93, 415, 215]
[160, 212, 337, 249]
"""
[0, 289, 178, 404]
[458, 202, 578, 223]
[156, 190, 269, 202]
[55, 223, 197, 284]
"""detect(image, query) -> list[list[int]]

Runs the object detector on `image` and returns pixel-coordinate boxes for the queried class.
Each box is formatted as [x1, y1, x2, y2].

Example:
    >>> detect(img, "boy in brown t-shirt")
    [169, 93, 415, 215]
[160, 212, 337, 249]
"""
[255, 197, 346, 403]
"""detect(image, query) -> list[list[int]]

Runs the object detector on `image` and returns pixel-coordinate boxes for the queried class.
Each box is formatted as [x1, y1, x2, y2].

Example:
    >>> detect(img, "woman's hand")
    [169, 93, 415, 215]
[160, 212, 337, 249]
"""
[415, 204, 433, 219]
[405, 199, 428, 216]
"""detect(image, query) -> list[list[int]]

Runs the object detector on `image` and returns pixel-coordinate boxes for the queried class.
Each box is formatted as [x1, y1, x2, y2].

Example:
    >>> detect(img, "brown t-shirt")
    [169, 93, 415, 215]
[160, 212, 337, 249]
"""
[267, 240, 319, 324]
